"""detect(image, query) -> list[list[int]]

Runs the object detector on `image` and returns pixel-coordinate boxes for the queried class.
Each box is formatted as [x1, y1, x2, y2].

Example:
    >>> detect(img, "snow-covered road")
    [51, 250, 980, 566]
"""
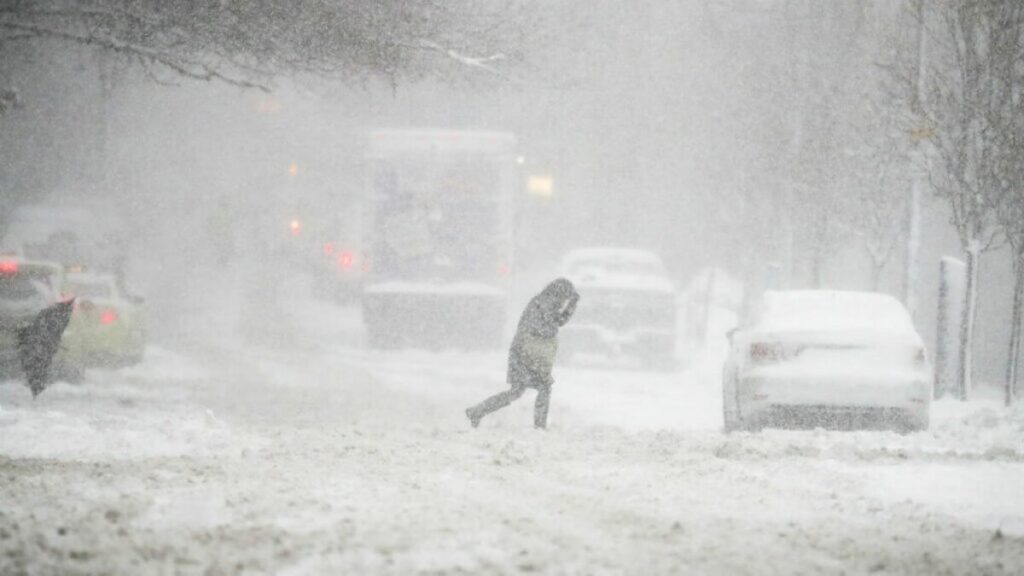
[1, 291, 1023, 575]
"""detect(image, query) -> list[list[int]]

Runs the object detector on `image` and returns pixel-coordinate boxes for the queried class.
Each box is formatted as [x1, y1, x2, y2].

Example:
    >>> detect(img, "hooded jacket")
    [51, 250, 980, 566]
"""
[507, 278, 579, 385]
[17, 299, 74, 397]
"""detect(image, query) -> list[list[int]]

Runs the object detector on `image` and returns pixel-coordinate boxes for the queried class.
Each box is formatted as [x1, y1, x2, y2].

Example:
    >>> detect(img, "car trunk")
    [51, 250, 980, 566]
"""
[741, 339, 930, 408]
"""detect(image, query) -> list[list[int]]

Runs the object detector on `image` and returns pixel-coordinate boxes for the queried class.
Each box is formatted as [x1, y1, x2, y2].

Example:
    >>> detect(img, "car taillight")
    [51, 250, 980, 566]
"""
[100, 309, 118, 325]
[0, 260, 18, 276]
[499, 263, 510, 276]
[338, 251, 355, 270]
[289, 219, 302, 236]
[749, 342, 786, 364]
[323, 242, 335, 256]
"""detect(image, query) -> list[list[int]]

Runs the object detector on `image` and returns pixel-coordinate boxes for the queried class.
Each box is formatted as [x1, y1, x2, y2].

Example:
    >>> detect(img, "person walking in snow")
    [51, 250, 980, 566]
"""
[466, 278, 579, 429]
[17, 298, 75, 397]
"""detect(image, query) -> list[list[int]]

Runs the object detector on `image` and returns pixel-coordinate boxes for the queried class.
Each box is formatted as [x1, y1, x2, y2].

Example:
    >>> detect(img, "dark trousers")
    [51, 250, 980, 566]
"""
[468, 377, 552, 428]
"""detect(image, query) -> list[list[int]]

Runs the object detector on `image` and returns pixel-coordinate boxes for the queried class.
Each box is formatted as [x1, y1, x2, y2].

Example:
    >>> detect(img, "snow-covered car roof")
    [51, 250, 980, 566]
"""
[561, 247, 674, 293]
[65, 271, 117, 286]
[749, 290, 921, 344]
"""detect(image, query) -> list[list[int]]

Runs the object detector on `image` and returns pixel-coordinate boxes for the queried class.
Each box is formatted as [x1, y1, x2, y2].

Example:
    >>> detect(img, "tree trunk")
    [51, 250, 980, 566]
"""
[957, 245, 981, 401]
[1006, 255, 1024, 406]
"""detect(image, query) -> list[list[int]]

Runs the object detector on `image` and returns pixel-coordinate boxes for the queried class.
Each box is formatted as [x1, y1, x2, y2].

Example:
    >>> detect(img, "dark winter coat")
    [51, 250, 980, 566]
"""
[507, 278, 579, 387]
[17, 299, 74, 397]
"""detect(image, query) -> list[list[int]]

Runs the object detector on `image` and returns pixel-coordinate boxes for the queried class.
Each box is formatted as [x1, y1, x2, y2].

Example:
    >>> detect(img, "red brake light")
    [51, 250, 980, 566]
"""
[499, 263, 510, 276]
[289, 219, 302, 236]
[100, 309, 118, 325]
[0, 261, 18, 275]
[338, 251, 354, 270]
[323, 242, 335, 256]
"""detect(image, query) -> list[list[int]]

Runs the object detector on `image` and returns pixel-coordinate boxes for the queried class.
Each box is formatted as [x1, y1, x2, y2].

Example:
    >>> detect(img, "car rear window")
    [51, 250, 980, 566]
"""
[754, 291, 915, 336]
[0, 274, 50, 301]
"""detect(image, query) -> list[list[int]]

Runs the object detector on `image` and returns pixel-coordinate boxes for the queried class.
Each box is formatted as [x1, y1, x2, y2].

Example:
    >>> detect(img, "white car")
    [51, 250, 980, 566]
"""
[722, 290, 931, 432]
[559, 248, 677, 370]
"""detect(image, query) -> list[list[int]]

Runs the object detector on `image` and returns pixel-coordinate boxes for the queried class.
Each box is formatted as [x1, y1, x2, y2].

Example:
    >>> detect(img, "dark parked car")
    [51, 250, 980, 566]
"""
[558, 248, 677, 371]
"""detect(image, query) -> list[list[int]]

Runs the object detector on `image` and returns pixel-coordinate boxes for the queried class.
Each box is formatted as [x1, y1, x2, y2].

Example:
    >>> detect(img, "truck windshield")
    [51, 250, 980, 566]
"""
[370, 154, 502, 283]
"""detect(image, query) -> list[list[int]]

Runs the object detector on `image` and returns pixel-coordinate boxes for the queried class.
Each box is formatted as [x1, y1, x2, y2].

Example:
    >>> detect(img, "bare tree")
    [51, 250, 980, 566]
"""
[990, 2, 1024, 405]
[846, 127, 911, 292]
[0, 0, 536, 94]
[0, 1, 541, 212]
[914, 0, 1022, 400]
[997, 176, 1024, 406]
[827, 2, 916, 296]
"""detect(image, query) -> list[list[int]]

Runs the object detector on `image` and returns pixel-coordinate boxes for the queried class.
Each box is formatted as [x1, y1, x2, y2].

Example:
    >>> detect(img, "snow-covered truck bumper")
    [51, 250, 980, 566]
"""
[737, 369, 931, 431]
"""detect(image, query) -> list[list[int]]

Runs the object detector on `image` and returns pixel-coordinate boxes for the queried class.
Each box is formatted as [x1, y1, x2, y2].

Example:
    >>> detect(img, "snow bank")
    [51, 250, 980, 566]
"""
[865, 462, 1024, 537]
[0, 347, 260, 461]
[0, 394, 243, 461]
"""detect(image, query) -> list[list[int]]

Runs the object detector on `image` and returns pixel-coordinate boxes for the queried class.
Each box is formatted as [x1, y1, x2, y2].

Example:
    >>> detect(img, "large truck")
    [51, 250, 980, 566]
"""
[362, 129, 517, 349]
